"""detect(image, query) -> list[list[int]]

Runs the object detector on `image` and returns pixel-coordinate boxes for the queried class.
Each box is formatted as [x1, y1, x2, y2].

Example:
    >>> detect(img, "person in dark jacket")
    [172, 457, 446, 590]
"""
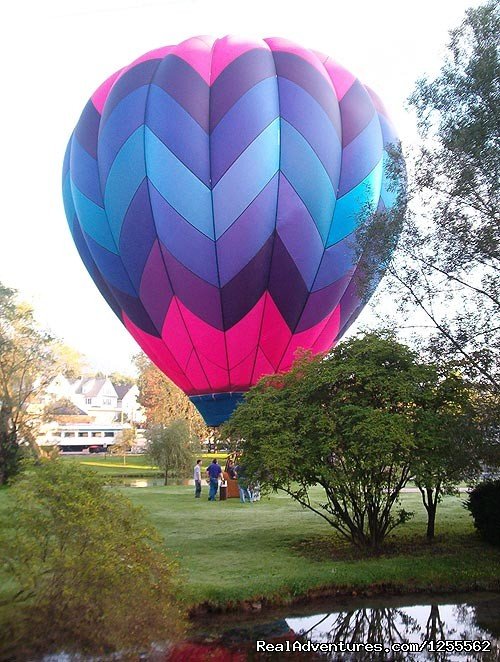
[206, 458, 222, 501]
[226, 459, 237, 479]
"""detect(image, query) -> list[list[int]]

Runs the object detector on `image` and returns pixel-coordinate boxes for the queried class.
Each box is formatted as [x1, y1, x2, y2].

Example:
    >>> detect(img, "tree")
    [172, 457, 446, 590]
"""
[225, 334, 424, 550]
[52, 342, 90, 380]
[466, 479, 500, 547]
[145, 419, 199, 485]
[110, 427, 136, 464]
[0, 283, 58, 484]
[410, 371, 484, 539]
[367, 2, 499, 389]
[0, 461, 185, 658]
[108, 371, 135, 387]
[134, 353, 209, 438]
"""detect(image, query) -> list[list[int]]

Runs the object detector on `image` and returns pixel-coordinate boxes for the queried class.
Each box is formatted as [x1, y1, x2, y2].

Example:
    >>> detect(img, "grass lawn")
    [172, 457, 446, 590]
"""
[59, 455, 162, 477]
[122, 484, 500, 609]
[1, 482, 498, 611]
[59, 453, 228, 477]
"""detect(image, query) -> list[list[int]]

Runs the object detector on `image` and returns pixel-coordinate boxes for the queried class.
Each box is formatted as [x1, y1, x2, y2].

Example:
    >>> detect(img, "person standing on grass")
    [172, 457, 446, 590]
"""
[226, 458, 237, 479]
[194, 459, 202, 498]
[235, 464, 251, 503]
[206, 458, 222, 501]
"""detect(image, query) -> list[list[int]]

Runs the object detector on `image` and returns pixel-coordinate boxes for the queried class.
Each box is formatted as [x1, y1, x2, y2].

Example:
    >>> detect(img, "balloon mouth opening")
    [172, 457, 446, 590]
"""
[189, 392, 245, 427]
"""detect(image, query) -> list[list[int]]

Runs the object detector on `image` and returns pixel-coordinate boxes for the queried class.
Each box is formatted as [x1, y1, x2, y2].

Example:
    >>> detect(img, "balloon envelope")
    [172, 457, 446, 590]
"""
[63, 36, 404, 426]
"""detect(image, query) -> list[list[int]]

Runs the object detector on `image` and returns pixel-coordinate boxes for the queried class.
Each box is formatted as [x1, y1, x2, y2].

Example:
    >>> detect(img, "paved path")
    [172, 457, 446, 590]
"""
[401, 487, 469, 493]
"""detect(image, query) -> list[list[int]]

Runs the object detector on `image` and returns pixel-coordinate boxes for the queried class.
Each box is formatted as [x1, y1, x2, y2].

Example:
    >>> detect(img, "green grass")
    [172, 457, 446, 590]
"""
[59, 455, 162, 477]
[1, 481, 498, 611]
[122, 485, 500, 608]
[59, 453, 228, 477]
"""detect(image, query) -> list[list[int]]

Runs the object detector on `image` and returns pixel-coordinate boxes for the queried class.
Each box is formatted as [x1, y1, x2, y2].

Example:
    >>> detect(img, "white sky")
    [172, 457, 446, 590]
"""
[1, 0, 481, 374]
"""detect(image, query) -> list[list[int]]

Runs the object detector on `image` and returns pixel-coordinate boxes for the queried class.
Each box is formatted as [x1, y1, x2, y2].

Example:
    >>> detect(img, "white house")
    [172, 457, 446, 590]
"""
[41, 374, 144, 426]
[114, 383, 145, 424]
[35, 374, 146, 451]
[71, 377, 120, 425]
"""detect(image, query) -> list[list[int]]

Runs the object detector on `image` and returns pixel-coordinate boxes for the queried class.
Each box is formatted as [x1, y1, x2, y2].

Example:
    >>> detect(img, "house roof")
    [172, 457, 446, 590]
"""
[73, 378, 109, 397]
[114, 384, 133, 400]
[47, 401, 88, 416]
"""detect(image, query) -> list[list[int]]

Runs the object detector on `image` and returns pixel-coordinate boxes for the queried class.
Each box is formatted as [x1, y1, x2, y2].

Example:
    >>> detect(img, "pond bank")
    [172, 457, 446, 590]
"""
[188, 580, 500, 618]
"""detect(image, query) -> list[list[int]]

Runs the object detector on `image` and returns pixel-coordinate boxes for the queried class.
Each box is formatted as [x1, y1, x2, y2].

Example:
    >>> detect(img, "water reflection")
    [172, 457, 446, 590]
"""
[285, 601, 498, 660]
[118, 478, 192, 487]
[180, 594, 500, 661]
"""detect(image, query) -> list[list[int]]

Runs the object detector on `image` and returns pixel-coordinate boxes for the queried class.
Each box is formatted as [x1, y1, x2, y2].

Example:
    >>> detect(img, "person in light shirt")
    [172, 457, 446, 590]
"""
[193, 459, 202, 498]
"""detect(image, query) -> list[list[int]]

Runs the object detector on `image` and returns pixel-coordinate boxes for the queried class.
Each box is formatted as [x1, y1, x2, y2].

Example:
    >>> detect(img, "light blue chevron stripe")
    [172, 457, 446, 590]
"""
[210, 77, 279, 184]
[62, 139, 71, 180]
[98, 85, 150, 184]
[337, 112, 383, 197]
[84, 231, 136, 296]
[147, 85, 210, 186]
[104, 127, 146, 244]
[62, 173, 77, 234]
[326, 158, 383, 247]
[212, 117, 280, 239]
[70, 136, 103, 206]
[280, 119, 336, 245]
[70, 179, 117, 254]
[278, 77, 341, 187]
[145, 126, 214, 239]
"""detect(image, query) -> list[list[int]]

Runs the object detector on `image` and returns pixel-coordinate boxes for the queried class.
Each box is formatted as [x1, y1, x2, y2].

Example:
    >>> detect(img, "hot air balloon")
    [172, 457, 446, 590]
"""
[62, 36, 404, 426]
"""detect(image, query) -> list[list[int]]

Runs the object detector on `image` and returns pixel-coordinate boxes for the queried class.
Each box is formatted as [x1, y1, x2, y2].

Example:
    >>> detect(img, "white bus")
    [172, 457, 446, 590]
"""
[43, 424, 126, 453]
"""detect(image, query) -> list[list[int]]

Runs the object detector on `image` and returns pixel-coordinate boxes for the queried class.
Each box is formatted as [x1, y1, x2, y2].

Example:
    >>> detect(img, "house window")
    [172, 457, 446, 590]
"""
[85, 398, 92, 405]
[103, 397, 112, 406]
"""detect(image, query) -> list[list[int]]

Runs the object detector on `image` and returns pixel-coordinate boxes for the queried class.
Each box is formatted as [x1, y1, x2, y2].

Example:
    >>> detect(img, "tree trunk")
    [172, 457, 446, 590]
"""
[418, 485, 439, 541]
[426, 507, 436, 539]
[0, 404, 19, 485]
[426, 488, 437, 540]
[164, 463, 168, 486]
[426, 604, 446, 642]
[0, 432, 19, 486]
[0, 446, 6, 486]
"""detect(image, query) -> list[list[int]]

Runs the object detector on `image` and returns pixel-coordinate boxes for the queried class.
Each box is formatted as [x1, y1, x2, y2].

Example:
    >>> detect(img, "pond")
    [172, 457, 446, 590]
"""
[169, 592, 500, 661]
[112, 478, 193, 487]
[34, 592, 500, 660]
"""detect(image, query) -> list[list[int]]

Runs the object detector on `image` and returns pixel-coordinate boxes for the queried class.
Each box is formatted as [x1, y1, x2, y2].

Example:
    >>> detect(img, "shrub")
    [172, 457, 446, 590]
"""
[224, 335, 421, 550]
[0, 461, 185, 658]
[466, 480, 500, 547]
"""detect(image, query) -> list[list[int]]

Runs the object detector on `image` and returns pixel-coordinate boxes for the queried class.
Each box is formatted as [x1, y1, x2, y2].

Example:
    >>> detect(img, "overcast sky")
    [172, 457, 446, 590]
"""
[1, 0, 481, 374]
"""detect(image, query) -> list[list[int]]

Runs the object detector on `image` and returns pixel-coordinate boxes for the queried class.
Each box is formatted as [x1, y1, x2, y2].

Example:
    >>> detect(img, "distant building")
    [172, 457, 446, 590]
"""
[71, 377, 120, 425]
[42, 423, 125, 452]
[114, 383, 144, 424]
[35, 373, 145, 449]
